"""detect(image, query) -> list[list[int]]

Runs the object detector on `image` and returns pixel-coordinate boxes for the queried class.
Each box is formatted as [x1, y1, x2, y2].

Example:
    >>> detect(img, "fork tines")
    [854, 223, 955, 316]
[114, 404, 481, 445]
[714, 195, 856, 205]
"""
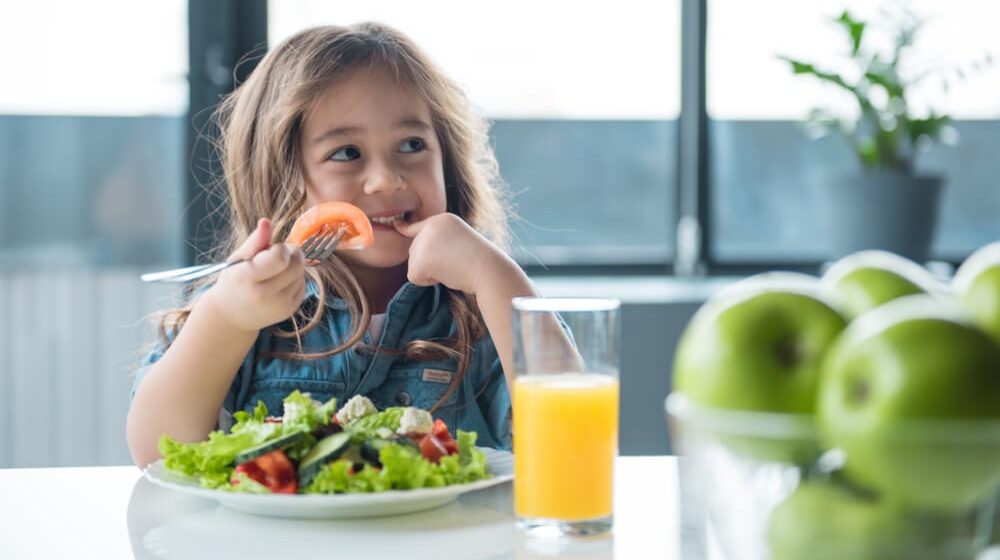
[301, 226, 346, 261]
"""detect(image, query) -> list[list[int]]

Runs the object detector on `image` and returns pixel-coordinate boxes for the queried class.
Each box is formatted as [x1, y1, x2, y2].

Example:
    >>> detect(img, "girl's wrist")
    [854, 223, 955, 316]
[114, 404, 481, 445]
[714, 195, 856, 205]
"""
[472, 251, 533, 301]
[199, 285, 262, 336]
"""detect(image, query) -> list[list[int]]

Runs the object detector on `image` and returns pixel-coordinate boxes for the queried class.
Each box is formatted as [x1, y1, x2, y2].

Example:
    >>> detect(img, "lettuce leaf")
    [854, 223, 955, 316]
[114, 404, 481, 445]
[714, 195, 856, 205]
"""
[280, 390, 337, 435]
[304, 460, 391, 494]
[159, 430, 257, 489]
[346, 407, 406, 442]
[438, 430, 488, 484]
[379, 443, 434, 489]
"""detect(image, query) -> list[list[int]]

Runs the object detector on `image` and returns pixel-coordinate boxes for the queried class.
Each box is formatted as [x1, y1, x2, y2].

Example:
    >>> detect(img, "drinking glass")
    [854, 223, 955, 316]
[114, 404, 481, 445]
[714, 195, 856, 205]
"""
[512, 297, 621, 538]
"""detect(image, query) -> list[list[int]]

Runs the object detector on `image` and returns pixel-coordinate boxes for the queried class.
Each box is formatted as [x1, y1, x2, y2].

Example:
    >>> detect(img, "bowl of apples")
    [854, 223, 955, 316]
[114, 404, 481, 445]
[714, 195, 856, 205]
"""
[666, 247, 1000, 560]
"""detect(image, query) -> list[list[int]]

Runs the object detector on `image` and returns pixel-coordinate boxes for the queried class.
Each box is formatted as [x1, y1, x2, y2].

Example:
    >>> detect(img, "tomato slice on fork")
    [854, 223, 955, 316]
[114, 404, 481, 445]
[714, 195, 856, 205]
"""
[286, 201, 374, 251]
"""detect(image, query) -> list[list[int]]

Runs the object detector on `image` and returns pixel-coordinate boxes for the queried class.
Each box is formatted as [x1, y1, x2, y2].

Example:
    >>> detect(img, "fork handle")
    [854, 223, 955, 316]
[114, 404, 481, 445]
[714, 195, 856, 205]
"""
[140, 259, 246, 283]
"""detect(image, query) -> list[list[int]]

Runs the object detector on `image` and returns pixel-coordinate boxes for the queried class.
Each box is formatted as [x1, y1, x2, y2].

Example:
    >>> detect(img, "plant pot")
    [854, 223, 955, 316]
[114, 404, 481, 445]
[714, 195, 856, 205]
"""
[818, 172, 944, 263]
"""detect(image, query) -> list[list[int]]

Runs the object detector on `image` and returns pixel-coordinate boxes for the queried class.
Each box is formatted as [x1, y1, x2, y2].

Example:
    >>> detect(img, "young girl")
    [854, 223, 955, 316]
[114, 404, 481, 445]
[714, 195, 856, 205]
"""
[126, 22, 537, 467]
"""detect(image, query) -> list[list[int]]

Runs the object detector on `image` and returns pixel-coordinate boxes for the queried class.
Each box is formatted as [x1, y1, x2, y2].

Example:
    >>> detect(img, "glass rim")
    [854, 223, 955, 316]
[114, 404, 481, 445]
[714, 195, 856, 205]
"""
[666, 392, 1000, 444]
[512, 296, 621, 312]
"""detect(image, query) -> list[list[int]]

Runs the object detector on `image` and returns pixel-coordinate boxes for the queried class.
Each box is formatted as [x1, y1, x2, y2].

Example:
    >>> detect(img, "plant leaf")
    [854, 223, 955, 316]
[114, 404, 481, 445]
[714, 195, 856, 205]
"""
[836, 10, 866, 56]
[779, 56, 857, 94]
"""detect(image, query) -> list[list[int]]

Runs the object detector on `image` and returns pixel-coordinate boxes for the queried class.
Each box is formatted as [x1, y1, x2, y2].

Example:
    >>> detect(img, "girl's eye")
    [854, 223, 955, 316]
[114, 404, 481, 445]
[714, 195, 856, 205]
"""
[399, 137, 425, 153]
[330, 146, 361, 161]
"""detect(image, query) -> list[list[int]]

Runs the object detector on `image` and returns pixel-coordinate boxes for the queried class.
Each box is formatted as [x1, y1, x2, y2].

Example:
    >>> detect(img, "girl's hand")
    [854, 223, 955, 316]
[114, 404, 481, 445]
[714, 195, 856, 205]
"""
[394, 213, 516, 296]
[203, 218, 306, 332]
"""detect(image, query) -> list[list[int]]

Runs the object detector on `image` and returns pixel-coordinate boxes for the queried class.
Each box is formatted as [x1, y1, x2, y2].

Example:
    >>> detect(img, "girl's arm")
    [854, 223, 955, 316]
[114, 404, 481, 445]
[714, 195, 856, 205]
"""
[126, 293, 258, 467]
[126, 219, 306, 467]
[469, 254, 536, 387]
[394, 214, 538, 387]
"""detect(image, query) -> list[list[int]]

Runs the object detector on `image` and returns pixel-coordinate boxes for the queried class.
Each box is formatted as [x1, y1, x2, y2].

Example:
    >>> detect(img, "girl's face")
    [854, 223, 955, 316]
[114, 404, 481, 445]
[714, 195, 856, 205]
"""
[300, 66, 447, 270]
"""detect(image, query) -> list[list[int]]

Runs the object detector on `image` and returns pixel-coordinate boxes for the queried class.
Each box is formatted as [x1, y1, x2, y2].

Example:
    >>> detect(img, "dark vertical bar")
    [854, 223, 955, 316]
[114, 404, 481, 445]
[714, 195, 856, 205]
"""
[185, 0, 268, 264]
[675, 0, 710, 276]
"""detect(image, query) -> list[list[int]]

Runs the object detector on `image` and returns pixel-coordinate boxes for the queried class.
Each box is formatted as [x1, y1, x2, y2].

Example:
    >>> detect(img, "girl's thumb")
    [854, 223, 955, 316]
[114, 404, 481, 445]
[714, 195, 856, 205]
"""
[233, 218, 273, 259]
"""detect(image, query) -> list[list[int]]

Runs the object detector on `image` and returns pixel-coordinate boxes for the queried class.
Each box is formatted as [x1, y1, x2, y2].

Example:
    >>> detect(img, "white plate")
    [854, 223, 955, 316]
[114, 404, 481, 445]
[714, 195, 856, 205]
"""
[143, 447, 513, 519]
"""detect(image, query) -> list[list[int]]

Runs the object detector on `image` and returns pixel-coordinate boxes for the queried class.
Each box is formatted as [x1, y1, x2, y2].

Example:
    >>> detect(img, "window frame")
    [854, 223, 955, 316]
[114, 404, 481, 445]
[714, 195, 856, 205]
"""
[186, 0, 267, 264]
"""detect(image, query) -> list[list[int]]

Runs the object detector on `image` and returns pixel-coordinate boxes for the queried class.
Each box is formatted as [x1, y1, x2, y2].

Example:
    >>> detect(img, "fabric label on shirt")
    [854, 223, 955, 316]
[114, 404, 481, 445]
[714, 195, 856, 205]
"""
[422, 368, 452, 384]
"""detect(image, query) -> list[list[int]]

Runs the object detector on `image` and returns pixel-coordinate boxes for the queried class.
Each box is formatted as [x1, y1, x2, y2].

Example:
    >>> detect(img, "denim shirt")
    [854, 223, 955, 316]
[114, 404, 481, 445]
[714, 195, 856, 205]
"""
[131, 282, 512, 450]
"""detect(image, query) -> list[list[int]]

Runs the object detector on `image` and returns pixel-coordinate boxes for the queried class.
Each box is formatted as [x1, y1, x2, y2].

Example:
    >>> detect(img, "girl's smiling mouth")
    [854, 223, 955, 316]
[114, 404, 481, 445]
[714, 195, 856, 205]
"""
[367, 210, 412, 230]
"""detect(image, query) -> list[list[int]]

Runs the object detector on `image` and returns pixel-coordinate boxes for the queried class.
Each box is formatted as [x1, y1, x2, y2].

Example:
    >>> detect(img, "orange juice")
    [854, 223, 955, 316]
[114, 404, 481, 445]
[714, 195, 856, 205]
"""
[513, 374, 619, 520]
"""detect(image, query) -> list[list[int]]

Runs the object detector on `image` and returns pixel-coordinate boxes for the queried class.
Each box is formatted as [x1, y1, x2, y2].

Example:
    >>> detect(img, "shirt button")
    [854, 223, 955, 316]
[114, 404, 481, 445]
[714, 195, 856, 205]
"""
[395, 391, 413, 406]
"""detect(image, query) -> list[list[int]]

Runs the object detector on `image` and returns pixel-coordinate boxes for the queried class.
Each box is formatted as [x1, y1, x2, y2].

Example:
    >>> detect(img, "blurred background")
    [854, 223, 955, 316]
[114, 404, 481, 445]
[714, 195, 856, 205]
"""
[0, 0, 997, 467]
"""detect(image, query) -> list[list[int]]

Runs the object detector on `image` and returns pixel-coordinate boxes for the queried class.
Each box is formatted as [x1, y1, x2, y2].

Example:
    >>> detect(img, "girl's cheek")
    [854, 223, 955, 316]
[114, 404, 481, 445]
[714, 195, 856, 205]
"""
[307, 176, 359, 203]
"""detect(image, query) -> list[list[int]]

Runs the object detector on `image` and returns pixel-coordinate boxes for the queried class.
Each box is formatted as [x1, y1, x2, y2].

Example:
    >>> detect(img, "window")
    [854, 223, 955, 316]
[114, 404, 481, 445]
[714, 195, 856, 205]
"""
[269, 0, 682, 265]
[0, 0, 188, 468]
[0, 0, 187, 267]
[707, 0, 1000, 263]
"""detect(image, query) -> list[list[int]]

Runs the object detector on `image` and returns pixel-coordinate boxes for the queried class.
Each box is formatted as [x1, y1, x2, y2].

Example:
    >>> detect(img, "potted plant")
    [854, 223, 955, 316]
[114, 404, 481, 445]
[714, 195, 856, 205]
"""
[781, 7, 959, 263]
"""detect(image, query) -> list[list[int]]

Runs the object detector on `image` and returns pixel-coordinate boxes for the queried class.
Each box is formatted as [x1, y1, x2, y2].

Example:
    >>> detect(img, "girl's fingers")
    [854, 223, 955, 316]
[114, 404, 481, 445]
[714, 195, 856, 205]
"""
[249, 244, 297, 281]
[276, 275, 306, 304]
[393, 217, 426, 238]
[259, 256, 306, 293]
[231, 218, 273, 260]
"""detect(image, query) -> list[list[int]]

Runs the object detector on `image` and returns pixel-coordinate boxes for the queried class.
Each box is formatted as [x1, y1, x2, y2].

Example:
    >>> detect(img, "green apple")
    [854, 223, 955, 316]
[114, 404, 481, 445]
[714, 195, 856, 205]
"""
[673, 273, 847, 463]
[768, 479, 976, 560]
[821, 250, 942, 320]
[675, 272, 847, 413]
[954, 241, 1000, 346]
[818, 295, 1000, 512]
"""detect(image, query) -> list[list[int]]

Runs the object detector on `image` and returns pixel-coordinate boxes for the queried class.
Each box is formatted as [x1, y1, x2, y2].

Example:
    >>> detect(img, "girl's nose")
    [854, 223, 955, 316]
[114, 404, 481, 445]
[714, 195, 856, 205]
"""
[363, 164, 406, 195]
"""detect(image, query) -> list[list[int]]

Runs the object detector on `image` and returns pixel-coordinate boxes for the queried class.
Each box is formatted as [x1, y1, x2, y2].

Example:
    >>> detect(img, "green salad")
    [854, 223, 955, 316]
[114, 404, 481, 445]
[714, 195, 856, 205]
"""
[158, 391, 490, 494]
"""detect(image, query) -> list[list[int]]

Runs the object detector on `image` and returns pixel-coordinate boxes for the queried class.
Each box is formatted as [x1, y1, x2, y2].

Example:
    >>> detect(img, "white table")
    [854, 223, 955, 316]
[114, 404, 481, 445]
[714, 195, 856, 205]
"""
[2, 456, 697, 560]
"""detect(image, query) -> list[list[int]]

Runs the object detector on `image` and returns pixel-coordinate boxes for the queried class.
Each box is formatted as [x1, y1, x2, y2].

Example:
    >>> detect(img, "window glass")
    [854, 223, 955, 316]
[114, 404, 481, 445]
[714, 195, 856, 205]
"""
[707, 0, 1000, 262]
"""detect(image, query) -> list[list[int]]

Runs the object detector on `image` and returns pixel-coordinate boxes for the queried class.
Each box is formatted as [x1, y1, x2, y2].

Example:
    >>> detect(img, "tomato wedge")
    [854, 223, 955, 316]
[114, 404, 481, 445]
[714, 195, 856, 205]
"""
[419, 433, 449, 464]
[286, 201, 374, 251]
[231, 449, 298, 494]
[431, 419, 451, 439]
[418, 419, 460, 463]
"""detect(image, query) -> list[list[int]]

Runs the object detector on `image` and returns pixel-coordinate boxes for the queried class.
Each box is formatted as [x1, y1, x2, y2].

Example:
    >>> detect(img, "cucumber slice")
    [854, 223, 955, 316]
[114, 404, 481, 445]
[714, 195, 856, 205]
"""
[234, 431, 306, 465]
[298, 431, 352, 486]
[339, 443, 366, 470]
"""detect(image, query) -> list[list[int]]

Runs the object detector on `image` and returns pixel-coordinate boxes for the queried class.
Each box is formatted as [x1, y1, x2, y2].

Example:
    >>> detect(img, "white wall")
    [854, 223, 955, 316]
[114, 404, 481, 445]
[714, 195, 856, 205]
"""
[0, 268, 179, 467]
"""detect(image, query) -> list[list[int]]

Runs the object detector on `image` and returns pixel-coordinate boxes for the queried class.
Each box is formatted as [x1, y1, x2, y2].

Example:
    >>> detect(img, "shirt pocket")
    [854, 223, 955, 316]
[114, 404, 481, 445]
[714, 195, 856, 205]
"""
[244, 377, 346, 417]
[367, 366, 459, 427]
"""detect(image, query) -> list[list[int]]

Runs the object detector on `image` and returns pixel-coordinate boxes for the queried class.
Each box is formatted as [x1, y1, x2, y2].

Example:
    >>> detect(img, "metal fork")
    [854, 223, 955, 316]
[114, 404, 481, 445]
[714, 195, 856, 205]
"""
[140, 228, 346, 283]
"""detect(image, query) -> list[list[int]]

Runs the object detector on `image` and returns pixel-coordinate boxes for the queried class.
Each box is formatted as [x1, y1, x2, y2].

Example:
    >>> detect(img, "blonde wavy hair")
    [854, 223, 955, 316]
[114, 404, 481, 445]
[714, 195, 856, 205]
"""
[160, 23, 510, 410]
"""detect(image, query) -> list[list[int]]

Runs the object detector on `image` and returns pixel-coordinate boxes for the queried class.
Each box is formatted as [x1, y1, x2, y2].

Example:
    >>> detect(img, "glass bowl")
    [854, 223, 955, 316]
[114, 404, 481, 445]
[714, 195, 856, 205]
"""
[666, 392, 1000, 560]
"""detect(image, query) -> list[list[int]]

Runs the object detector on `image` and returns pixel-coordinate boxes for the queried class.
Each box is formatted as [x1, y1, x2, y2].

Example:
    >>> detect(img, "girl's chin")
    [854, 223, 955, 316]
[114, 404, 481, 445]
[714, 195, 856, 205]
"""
[334, 229, 411, 269]
[338, 248, 409, 270]
[370, 222, 403, 233]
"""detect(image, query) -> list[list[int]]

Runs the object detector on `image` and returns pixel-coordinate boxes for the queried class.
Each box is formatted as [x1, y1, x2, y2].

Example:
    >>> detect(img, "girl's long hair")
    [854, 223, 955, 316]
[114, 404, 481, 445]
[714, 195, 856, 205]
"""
[159, 23, 510, 410]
